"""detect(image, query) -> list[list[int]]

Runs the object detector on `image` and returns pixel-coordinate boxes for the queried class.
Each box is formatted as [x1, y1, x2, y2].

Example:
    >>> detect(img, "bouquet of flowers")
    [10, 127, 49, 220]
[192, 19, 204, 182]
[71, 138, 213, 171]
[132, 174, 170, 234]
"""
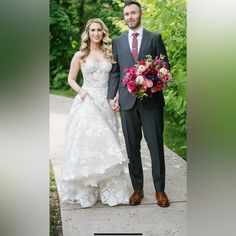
[123, 55, 172, 100]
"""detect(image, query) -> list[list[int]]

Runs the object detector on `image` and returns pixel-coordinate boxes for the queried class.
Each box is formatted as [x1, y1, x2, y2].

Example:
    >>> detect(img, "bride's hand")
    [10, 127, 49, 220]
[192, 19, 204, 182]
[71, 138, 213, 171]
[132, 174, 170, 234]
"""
[108, 97, 120, 112]
[113, 97, 120, 111]
[78, 88, 89, 100]
[113, 92, 120, 111]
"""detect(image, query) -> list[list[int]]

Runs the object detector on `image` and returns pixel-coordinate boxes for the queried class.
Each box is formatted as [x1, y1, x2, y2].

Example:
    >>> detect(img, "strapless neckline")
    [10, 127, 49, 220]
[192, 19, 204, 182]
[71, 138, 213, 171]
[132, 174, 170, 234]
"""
[84, 60, 110, 65]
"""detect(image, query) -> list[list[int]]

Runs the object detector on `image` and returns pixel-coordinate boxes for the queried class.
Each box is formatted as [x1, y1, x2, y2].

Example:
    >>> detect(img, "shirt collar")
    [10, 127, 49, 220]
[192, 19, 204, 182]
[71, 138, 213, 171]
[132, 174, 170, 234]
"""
[128, 26, 143, 38]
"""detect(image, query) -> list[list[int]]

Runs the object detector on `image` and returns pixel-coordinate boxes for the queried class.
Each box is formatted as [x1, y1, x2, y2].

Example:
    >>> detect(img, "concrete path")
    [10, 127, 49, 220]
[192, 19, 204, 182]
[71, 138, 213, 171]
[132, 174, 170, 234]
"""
[50, 94, 187, 236]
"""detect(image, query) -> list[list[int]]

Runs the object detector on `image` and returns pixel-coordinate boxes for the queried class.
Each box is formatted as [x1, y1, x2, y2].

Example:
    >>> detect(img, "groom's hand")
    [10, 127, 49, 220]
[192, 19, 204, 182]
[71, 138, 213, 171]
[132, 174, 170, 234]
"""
[108, 99, 120, 112]
[113, 96, 120, 112]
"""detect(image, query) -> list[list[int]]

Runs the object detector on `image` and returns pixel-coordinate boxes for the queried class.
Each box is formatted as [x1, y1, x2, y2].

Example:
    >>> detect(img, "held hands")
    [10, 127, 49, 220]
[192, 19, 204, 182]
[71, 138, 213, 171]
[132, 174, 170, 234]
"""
[114, 95, 120, 111]
[109, 95, 120, 112]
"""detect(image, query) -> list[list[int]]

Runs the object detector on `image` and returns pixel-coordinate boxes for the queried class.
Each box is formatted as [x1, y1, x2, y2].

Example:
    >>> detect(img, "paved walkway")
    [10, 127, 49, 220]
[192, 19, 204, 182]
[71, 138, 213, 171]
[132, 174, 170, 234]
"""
[50, 94, 186, 236]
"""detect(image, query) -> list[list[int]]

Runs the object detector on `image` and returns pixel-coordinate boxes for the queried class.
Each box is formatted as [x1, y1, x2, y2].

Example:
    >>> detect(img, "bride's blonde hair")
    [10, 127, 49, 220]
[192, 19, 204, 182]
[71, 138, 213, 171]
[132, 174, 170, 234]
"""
[79, 18, 115, 63]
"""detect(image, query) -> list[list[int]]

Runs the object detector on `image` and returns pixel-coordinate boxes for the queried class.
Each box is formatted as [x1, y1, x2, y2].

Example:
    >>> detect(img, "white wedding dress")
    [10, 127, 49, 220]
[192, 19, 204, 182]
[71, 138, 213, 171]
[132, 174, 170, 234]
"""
[61, 60, 129, 208]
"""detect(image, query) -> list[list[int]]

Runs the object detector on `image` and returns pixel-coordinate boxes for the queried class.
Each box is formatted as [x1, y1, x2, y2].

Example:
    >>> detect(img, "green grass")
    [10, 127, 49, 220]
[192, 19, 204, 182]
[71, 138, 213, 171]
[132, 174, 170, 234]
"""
[50, 88, 77, 98]
[50, 89, 187, 160]
[164, 113, 187, 160]
[50, 161, 63, 236]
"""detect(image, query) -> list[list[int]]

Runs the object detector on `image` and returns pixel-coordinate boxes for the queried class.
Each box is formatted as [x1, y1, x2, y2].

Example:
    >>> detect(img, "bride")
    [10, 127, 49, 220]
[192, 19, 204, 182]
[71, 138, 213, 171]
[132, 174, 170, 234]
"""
[61, 18, 129, 208]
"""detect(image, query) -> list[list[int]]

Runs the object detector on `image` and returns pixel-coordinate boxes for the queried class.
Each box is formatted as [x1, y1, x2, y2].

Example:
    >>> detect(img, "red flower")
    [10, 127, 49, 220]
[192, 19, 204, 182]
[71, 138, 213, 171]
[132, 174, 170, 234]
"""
[146, 88, 152, 96]
[139, 60, 146, 66]
[148, 68, 158, 75]
[155, 84, 163, 91]
[131, 88, 139, 95]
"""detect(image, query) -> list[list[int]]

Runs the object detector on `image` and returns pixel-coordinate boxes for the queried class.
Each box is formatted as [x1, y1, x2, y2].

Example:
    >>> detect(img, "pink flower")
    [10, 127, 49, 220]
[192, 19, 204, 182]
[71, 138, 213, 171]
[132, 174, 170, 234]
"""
[129, 67, 137, 75]
[127, 81, 136, 92]
[125, 72, 133, 80]
[146, 79, 153, 88]
[142, 79, 148, 89]
[123, 76, 129, 85]
[161, 74, 171, 83]
[124, 68, 129, 74]
[137, 65, 146, 74]
[159, 67, 168, 76]
[153, 57, 161, 65]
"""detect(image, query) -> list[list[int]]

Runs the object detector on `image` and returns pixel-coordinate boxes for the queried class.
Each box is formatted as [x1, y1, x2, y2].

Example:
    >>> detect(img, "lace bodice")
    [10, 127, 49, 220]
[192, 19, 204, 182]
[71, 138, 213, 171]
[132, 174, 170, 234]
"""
[81, 60, 112, 89]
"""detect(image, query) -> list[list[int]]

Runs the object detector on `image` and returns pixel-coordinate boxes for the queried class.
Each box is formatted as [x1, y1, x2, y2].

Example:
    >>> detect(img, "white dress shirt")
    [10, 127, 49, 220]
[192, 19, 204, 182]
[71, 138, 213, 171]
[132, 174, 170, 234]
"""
[128, 26, 143, 54]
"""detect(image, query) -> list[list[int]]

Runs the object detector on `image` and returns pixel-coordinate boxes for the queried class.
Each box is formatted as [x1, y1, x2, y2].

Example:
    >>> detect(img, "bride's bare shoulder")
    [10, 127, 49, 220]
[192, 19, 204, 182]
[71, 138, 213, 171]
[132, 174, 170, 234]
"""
[73, 51, 82, 60]
[71, 51, 82, 65]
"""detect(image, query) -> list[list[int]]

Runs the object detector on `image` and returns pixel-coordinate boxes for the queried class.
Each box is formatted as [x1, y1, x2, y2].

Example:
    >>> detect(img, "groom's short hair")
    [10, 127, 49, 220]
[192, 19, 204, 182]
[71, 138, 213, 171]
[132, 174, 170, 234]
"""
[123, 1, 142, 10]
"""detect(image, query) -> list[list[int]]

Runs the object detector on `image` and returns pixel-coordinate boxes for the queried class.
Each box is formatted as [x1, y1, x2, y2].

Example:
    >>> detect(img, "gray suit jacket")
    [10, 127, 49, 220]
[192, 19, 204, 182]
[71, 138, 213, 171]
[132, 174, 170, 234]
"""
[108, 28, 169, 110]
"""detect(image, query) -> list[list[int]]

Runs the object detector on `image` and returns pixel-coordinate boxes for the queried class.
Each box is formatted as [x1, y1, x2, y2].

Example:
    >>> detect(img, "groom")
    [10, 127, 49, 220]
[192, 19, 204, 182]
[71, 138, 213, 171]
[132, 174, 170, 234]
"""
[108, 1, 170, 207]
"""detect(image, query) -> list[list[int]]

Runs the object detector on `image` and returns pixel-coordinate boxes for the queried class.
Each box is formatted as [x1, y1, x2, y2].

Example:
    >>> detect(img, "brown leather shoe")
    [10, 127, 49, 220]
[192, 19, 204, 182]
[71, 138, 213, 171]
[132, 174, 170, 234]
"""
[129, 189, 144, 205]
[156, 192, 170, 207]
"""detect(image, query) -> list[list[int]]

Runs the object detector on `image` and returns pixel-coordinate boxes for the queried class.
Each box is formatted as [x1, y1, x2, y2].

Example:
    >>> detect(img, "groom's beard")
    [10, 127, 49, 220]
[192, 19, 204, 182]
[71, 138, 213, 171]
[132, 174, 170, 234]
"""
[126, 15, 141, 30]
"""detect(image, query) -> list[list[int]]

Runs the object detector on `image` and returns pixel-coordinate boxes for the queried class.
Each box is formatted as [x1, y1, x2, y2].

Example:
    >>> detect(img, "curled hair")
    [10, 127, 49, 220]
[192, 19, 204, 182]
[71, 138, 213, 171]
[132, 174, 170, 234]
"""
[79, 18, 115, 63]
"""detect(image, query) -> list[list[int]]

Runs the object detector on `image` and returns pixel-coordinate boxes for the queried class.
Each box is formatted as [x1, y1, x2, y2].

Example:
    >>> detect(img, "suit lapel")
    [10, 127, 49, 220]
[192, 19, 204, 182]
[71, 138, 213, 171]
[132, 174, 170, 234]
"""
[137, 29, 149, 61]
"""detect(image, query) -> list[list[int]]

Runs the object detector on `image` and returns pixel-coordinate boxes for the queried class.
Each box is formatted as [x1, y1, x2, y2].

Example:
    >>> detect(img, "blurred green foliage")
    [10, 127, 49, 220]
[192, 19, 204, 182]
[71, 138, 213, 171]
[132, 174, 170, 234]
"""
[136, 0, 187, 158]
[50, 0, 123, 89]
[50, 0, 186, 159]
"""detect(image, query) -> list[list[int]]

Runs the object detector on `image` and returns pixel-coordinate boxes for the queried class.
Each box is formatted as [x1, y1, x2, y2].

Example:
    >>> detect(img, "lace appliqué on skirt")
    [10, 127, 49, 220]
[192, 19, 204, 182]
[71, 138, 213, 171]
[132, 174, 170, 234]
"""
[61, 60, 129, 207]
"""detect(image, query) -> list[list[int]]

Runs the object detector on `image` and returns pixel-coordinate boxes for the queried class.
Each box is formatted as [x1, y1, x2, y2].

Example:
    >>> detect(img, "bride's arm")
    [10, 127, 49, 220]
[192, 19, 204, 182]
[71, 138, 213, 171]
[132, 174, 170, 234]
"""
[68, 52, 87, 100]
